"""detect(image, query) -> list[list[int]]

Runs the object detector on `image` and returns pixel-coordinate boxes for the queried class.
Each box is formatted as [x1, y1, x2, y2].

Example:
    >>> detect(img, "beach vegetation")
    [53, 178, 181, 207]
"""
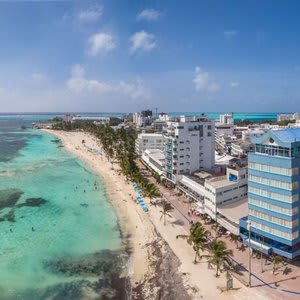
[272, 255, 283, 274]
[204, 239, 233, 277]
[160, 201, 174, 225]
[229, 234, 240, 249]
[177, 222, 210, 263]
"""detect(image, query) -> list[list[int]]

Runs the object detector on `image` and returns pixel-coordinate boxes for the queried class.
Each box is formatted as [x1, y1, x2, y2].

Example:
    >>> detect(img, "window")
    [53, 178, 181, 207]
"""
[248, 162, 297, 176]
[249, 174, 298, 190]
[248, 186, 298, 203]
[199, 125, 203, 137]
[249, 208, 297, 228]
[249, 198, 297, 216]
[251, 221, 298, 240]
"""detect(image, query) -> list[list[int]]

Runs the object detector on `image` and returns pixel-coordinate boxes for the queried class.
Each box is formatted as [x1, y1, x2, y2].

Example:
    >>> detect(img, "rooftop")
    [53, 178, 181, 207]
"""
[138, 133, 163, 138]
[217, 198, 248, 222]
[271, 128, 300, 143]
[206, 175, 235, 189]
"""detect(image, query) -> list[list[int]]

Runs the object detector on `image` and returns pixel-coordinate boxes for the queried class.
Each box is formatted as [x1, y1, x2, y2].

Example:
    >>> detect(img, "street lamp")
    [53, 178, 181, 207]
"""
[247, 220, 252, 288]
[260, 237, 264, 273]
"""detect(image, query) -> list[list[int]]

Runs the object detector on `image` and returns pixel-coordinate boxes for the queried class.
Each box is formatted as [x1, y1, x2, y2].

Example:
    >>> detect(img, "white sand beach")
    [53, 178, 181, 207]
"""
[44, 129, 271, 300]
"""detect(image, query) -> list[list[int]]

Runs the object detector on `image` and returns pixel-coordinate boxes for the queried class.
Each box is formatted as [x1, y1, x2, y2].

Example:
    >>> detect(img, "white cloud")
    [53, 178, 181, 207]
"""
[31, 73, 46, 82]
[224, 30, 238, 38]
[119, 80, 150, 99]
[67, 64, 150, 100]
[130, 31, 156, 54]
[67, 64, 112, 93]
[230, 81, 239, 88]
[78, 6, 103, 22]
[70, 64, 85, 78]
[193, 66, 220, 92]
[67, 77, 113, 94]
[137, 9, 162, 21]
[87, 32, 116, 56]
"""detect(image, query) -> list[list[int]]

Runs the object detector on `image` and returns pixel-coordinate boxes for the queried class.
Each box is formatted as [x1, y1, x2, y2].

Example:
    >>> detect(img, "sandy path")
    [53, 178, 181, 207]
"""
[43, 129, 270, 300]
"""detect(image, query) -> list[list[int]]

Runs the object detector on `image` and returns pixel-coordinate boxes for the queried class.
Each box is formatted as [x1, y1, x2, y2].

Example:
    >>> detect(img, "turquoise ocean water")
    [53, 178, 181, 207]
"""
[0, 112, 281, 122]
[0, 120, 126, 300]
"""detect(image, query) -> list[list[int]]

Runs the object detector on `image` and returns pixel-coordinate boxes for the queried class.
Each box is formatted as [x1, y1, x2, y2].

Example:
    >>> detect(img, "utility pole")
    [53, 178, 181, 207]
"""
[247, 220, 252, 287]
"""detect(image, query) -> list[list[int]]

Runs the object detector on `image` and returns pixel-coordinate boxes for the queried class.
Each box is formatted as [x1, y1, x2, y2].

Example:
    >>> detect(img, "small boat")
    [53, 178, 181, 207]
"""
[80, 203, 88, 207]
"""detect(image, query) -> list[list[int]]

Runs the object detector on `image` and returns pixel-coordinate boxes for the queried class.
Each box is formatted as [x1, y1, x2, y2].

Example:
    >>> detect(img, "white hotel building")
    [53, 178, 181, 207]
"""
[163, 116, 215, 183]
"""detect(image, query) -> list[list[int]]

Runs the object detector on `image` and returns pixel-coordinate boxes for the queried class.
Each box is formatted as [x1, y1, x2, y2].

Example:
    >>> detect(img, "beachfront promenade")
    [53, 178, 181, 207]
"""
[136, 160, 300, 300]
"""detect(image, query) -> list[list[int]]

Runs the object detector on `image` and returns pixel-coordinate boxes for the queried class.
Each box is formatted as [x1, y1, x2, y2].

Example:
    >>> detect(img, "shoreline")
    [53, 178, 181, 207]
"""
[43, 129, 271, 300]
[43, 129, 191, 300]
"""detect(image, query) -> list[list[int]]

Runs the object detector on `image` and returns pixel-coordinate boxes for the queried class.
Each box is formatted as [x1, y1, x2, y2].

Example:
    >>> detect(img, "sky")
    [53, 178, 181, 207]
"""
[0, 0, 300, 113]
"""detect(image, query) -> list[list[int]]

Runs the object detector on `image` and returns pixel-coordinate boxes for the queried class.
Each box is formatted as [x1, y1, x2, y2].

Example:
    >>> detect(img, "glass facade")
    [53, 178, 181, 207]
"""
[240, 129, 300, 259]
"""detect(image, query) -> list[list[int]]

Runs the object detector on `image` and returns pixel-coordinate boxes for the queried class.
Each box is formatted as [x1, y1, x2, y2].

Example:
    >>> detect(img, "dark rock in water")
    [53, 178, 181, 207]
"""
[16, 197, 47, 208]
[3, 209, 15, 222]
[51, 139, 60, 143]
[20, 277, 128, 300]
[43, 250, 125, 278]
[0, 189, 23, 210]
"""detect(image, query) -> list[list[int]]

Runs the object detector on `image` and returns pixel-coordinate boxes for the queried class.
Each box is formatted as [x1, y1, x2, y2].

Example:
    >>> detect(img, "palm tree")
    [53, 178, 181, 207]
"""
[272, 255, 283, 274]
[229, 234, 239, 249]
[177, 222, 210, 263]
[205, 239, 233, 277]
[144, 183, 160, 199]
[212, 222, 221, 236]
[160, 201, 174, 225]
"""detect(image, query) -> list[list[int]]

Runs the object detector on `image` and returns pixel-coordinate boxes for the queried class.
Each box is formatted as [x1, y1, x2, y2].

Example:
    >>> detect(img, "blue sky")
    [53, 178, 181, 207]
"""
[0, 0, 300, 113]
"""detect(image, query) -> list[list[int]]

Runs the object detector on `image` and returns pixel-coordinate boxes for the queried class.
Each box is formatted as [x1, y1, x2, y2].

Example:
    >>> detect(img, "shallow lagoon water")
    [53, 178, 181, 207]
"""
[0, 123, 124, 299]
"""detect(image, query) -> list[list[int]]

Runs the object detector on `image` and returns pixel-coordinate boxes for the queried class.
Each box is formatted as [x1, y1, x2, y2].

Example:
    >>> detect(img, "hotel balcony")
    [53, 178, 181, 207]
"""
[165, 139, 173, 146]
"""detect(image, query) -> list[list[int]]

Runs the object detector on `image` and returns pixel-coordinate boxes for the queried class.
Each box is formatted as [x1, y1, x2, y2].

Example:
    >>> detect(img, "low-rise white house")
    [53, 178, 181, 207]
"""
[176, 166, 248, 234]
[141, 149, 165, 175]
[135, 133, 164, 156]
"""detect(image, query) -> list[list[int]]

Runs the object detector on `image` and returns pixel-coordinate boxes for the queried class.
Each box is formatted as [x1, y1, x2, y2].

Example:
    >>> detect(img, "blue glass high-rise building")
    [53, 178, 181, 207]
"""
[240, 128, 300, 259]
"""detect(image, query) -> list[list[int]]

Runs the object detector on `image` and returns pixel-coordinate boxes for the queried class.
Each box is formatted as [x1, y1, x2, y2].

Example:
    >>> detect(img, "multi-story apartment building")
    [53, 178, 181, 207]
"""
[163, 116, 215, 183]
[231, 140, 254, 157]
[177, 166, 248, 234]
[219, 113, 234, 125]
[133, 110, 153, 128]
[277, 113, 300, 122]
[135, 133, 164, 156]
[240, 128, 300, 259]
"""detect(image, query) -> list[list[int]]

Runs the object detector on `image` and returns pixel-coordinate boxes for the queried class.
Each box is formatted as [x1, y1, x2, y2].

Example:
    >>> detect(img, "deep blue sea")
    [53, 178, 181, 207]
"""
[0, 118, 127, 300]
